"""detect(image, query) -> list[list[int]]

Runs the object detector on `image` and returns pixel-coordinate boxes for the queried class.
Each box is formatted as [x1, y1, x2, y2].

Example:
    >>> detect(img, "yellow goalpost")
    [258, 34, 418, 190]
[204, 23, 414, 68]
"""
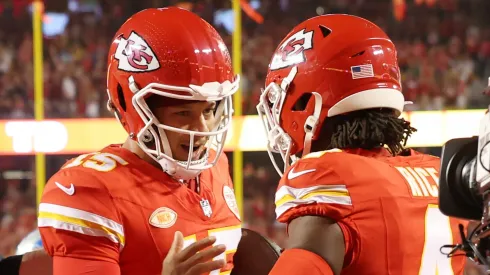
[32, 0, 45, 208]
[232, 0, 244, 220]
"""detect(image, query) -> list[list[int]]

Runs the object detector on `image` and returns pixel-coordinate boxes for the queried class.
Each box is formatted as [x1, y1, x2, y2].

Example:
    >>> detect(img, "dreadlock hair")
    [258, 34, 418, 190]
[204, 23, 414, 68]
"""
[316, 108, 417, 156]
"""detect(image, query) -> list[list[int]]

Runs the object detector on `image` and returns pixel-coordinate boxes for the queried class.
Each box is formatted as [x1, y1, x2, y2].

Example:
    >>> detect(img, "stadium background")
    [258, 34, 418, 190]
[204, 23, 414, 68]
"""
[0, 0, 489, 273]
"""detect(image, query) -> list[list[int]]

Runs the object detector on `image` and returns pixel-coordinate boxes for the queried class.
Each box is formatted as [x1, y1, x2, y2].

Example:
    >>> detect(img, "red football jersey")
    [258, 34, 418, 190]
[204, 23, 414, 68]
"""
[38, 145, 241, 275]
[275, 148, 467, 275]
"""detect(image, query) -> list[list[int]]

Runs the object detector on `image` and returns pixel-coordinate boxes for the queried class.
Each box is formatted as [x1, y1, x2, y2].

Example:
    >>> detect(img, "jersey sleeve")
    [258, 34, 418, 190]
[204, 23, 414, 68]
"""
[38, 168, 123, 263]
[275, 151, 360, 265]
[275, 151, 354, 224]
[53, 256, 121, 275]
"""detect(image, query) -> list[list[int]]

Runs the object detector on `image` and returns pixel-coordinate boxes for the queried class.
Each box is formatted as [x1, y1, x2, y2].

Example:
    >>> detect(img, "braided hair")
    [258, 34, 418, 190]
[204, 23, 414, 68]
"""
[322, 108, 417, 156]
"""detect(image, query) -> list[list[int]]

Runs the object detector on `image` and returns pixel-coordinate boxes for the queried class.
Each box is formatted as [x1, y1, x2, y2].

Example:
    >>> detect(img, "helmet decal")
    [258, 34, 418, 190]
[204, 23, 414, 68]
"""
[269, 29, 314, 71]
[114, 32, 160, 73]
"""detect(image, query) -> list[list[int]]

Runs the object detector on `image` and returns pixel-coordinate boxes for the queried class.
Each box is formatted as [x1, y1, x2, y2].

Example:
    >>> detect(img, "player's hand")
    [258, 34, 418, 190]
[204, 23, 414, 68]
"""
[162, 231, 226, 275]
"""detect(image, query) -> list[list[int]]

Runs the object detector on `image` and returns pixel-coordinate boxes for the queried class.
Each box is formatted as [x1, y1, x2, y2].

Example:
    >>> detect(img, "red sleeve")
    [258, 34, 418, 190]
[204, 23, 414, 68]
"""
[274, 150, 358, 265]
[53, 256, 120, 275]
[274, 151, 354, 223]
[38, 168, 123, 264]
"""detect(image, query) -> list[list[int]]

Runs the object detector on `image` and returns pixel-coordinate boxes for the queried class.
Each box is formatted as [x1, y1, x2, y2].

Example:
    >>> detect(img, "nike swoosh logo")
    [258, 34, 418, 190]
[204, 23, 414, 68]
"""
[287, 167, 316, 180]
[55, 182, 75, 196]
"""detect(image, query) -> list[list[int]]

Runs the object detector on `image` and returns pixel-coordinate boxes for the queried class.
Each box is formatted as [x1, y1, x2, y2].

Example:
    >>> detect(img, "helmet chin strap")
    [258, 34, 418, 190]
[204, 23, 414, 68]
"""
[302, 92, 322, 158]
[281, 66, 298, 90]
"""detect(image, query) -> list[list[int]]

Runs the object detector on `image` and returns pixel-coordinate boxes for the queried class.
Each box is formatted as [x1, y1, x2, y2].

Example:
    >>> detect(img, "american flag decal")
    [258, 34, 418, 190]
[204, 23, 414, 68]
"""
[351, 64, 374, 79]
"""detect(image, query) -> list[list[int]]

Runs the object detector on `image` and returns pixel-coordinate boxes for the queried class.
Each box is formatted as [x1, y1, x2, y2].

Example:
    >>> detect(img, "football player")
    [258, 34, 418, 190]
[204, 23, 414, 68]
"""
[37, 7, 242, 275]
[256, 14, 468, 275]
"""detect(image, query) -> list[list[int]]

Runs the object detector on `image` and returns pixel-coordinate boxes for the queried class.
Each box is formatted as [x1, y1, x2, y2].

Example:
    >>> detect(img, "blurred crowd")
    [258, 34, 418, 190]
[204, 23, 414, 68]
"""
[0, 0, 489, 120]
[1, 2, 490, 271]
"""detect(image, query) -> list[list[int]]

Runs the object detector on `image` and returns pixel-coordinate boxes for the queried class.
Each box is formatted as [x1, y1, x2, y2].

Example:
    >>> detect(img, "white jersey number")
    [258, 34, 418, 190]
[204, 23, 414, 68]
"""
[418, 204, 454, 275]
[183, 225, 242, 275]
[63, 152, 128, 172]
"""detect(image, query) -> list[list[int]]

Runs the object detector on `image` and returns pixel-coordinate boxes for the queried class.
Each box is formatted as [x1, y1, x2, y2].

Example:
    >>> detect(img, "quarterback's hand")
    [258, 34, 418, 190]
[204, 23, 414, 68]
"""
[162, 231, 226, 275]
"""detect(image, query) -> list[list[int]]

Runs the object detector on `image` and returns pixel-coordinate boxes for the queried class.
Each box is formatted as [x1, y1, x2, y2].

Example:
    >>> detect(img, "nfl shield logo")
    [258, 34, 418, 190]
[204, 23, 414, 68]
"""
[200, 199, 213, 218]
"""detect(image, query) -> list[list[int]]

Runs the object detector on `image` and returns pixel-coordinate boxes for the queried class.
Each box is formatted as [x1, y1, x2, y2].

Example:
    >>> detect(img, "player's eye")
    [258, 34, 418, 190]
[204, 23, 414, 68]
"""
[175, 111, 191, 117]
[203, 108, 215, 119]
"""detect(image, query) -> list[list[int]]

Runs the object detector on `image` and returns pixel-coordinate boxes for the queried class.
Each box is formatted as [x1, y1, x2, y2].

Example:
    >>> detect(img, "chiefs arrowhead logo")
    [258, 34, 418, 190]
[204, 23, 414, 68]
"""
[269, 29, 314, 71]
[114, 31, 160, 72]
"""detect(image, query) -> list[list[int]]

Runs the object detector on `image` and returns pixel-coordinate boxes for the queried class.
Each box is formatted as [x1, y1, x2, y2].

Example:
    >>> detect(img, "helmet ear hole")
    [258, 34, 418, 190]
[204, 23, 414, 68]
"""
[318, 25, 331, 38]
[292, 93, 312, 111]
[350, 50, 365, 58]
